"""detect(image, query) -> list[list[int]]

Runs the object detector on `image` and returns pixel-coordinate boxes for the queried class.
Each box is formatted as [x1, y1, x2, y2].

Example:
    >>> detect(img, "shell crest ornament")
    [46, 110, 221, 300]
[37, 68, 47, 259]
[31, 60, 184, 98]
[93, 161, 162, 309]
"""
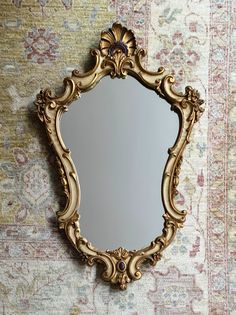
[100, 23, 136, 57]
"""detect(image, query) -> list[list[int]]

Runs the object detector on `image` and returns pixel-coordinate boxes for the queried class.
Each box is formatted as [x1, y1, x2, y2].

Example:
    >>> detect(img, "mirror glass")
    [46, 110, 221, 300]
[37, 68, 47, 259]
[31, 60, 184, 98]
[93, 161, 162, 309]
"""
[61, 76, 178, 250]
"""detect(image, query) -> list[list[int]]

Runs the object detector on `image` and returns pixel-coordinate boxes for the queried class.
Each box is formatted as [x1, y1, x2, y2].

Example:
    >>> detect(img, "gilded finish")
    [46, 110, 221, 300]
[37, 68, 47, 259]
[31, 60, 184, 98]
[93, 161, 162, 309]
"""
[35, 23, 204, 290]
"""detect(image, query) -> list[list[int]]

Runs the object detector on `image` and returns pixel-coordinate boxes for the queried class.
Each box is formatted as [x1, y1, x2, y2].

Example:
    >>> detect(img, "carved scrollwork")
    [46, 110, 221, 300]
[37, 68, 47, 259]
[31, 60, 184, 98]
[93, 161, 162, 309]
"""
[34, 23, 204, 289]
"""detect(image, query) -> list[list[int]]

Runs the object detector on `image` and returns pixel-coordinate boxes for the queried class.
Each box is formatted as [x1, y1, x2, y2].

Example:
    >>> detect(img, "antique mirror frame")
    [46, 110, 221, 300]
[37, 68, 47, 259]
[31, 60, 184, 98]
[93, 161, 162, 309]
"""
[35, 23, 204, 290]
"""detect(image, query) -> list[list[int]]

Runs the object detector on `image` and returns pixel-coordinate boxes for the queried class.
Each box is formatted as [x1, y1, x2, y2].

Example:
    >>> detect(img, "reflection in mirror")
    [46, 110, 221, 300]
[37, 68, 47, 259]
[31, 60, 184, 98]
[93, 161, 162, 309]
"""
[61, 76, 179, 250]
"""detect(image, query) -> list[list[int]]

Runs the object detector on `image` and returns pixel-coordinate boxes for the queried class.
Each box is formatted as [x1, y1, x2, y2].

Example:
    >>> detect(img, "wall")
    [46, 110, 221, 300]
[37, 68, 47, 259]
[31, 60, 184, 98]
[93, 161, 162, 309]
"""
[0, 1, 234, 314]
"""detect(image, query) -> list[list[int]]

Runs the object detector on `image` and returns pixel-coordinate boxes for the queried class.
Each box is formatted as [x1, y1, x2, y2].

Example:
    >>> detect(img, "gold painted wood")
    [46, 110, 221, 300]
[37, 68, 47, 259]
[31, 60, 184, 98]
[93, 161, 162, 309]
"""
[34, 23, 204, 290]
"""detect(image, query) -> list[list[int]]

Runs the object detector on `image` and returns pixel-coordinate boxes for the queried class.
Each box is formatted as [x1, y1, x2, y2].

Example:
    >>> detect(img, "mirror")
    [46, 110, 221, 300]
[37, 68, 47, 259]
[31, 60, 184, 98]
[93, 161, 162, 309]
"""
[61, 76, 179, 250]
[35, 23, 204, 289]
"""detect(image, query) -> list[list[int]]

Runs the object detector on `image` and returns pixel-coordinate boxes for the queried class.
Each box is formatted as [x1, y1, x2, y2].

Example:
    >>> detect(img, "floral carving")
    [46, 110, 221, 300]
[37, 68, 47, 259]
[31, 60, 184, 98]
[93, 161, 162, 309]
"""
[35, 90, 49, 124]
[184, 86, 204, 122]
[109, 247, 130, 260]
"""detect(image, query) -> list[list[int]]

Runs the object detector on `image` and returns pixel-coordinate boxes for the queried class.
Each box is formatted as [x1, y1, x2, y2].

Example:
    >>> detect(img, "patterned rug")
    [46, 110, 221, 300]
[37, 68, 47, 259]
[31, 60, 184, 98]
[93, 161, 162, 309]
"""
[0, 0, 235, 314]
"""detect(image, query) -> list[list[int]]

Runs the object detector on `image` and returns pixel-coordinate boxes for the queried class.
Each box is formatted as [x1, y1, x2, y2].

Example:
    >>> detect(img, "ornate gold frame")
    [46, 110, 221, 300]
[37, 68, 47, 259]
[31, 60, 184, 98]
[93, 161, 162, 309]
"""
[35, 23, 204, 289]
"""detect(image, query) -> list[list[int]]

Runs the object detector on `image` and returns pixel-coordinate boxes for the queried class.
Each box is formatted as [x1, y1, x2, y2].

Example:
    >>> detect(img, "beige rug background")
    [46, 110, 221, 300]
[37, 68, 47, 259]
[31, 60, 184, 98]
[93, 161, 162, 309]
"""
[0, 1, 235, 314]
